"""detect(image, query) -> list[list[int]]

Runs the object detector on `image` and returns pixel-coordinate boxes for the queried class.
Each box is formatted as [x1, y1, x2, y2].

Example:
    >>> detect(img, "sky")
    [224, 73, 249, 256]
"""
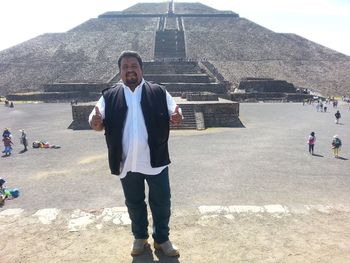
[0, 0, 349, 55]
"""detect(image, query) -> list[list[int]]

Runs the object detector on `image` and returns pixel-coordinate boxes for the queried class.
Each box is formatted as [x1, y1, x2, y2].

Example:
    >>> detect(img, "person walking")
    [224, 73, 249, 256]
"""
[307, 132, 316, 155]
[331, 135, 342, 158]
[335, 110, 341, 124]
[19, 129, 28, 151]
[2, 128, 12, 154]
[315, 101, 320, 112]
[2, 135, 13, 156]
[89, 51, 182, 257]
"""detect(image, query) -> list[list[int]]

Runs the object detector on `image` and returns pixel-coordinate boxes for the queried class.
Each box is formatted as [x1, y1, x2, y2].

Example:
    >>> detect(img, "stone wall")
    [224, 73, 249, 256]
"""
[165, 83, 226, 93]
[230, 92, 313, 102]
[69, 104, 95, 129]
[44, 83, 108, 92]
[143, 61, 201, 74]
[6, 92, 100, 102]
[69, 100, 242, 130]
[144, 74, 210, 83]
[238, 79, 296, 93]
[194, 102, 241, 127]
[186, 92, 218, 101]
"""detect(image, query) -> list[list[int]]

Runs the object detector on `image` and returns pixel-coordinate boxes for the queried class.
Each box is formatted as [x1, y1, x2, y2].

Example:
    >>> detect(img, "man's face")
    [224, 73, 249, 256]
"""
[120, 56, 143, 89]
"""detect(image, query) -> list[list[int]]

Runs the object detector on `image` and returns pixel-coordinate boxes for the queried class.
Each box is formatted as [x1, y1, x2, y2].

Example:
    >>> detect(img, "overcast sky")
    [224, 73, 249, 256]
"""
[0, 0, 349, 55]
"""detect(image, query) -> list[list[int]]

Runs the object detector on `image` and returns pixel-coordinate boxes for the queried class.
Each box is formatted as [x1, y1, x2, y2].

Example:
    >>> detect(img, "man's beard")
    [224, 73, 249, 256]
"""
[125, 78, 138, 85]
[125, 73, 138, 86]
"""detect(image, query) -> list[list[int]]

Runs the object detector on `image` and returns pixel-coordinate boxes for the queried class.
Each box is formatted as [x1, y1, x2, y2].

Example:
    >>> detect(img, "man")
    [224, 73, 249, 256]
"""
[335, 110, 341, 124]
[19, 129, 28, 151]
[89, 51, 182, 257]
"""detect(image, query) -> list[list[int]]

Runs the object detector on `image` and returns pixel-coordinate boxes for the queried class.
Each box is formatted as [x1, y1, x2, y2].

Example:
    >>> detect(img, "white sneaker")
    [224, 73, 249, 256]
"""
[154, 240, 180, 257]
[131, 239, 149, 256]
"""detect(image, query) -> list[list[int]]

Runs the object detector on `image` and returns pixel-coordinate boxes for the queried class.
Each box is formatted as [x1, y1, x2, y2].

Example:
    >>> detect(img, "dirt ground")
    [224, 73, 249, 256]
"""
[1, 208, 350, 263]
[1, 102, 350, 262]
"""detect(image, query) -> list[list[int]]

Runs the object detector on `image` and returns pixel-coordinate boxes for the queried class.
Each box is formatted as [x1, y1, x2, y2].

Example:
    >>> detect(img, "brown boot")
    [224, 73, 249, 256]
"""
[154, 240, 180, 257]
[131, 239, 149, 256]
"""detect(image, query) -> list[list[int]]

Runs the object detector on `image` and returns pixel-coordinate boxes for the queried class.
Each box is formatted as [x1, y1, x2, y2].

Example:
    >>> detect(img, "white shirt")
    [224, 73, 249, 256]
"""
[89, 79, 178, 179]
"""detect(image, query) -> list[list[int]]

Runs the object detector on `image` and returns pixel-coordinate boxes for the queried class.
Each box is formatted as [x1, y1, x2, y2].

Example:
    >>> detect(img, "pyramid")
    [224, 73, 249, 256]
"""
[0, 1, 349, 98]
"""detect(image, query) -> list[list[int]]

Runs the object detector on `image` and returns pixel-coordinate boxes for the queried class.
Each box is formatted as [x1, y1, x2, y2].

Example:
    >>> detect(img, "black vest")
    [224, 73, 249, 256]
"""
[103, 81, 171, 175]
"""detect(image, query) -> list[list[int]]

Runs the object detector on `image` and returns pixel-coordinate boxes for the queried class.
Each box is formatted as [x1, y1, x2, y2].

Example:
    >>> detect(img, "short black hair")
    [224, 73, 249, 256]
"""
[117, 51, 143, 70]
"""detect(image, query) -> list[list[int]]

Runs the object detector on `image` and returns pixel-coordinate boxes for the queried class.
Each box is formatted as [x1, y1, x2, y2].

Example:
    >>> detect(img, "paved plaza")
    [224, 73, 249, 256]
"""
[1, 101, 350, 262]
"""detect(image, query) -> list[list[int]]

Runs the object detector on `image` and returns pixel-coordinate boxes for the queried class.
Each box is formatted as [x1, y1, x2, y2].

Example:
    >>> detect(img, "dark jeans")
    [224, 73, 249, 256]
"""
[309, 144, 314, 153]
[121, 167, 171, 244]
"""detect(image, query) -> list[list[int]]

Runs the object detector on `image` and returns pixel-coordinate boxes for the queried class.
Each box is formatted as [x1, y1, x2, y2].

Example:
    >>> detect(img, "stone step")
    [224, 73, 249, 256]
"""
[164, 83, 227, 94]
[172, 104, 197, 129]
[143, 61, 201, 74]
[44, 83, 107, 93]
[6, 92, 101, 102]
[144, 74, 211, 83]
[154, 29, 186, 59]
[170, 124, 197, 129]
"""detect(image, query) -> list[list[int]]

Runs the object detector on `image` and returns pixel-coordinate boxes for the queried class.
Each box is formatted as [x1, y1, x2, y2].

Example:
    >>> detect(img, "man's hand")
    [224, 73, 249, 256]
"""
[170, 105, 183, 125]
[90, 106, 104, 131]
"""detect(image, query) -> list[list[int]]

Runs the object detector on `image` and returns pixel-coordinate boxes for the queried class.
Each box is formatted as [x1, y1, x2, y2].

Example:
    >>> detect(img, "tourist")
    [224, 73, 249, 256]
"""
[19, 129, 28, 151]
[331, 135, 342, 158]
[333, 99, 338, 108]
[2, 128, 12, 154]
[316, 102, 320, 112]
[2, 135, 13, 156]
[335, 110, 341, 124]
[307, 132, 316, 155]
[0, 178, 6, 206]
[89, 51, 182, 257]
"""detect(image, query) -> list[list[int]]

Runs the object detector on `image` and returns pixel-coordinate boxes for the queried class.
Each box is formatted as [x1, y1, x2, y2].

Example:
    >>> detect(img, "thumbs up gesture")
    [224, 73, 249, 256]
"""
[90, 106, 104, 131]
[170, 105, 183, 125]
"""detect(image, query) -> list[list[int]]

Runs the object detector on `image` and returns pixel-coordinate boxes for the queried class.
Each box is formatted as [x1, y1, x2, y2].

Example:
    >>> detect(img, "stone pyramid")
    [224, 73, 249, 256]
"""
[0, 1, 349, 97]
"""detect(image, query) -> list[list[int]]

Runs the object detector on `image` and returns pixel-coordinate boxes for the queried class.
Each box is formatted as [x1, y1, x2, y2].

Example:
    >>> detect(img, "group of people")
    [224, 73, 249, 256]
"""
[2, 128, 28, 156]
[315, 101, 327, 112]
[303, 99, 341, 124]
[307, 132, 343, 158]
[305, 95, 346, 158]
[4, 100, 14, 108]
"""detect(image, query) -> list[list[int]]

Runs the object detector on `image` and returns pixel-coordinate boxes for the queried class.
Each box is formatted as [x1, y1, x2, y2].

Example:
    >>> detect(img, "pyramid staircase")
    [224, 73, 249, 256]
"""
[143, 61, 227, 96]
[170, 103, 197, 129]
[107, 60, 229, 129]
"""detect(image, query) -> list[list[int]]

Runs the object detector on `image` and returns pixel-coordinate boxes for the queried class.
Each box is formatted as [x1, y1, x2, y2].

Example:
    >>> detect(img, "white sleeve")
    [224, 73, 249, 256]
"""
[166, 90, 177, 115]
[88, 96, 105, 123]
